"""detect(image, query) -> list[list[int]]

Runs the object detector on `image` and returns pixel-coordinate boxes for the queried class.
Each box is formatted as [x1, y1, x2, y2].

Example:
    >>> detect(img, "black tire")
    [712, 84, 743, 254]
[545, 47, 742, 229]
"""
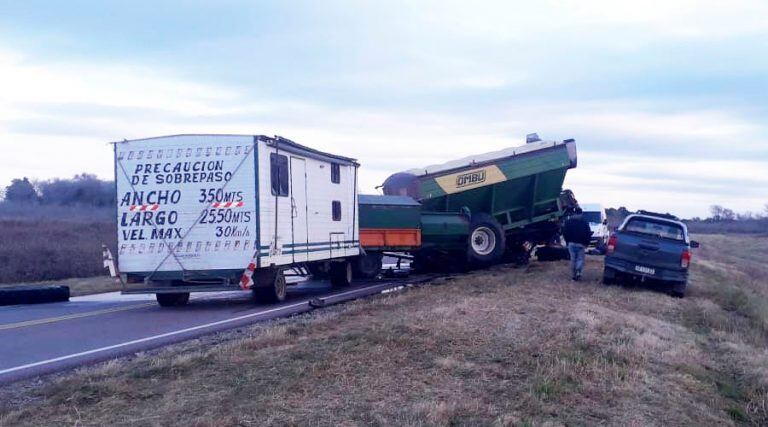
[156, 292, 190, 307]
[411, 252, 436, 273]
[505, 243, 533, 267]
[467, 213, 506, 264]
[536, 246, 570, 262]
[330, 261, 353, 287]
[354, 253, 383, 279]
[602, 268, 615, 286]
[0, 285, 70, 306]
[252, 269, 287, 303]
[669, 281, 686, 298]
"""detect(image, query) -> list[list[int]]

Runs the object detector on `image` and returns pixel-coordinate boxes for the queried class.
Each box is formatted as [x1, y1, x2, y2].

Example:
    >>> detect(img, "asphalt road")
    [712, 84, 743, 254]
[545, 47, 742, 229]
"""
[0, 275, 418, 385]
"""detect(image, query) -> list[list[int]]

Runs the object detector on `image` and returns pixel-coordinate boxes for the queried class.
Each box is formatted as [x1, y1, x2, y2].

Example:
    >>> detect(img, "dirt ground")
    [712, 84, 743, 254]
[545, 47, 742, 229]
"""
[1, 234, 766, 426]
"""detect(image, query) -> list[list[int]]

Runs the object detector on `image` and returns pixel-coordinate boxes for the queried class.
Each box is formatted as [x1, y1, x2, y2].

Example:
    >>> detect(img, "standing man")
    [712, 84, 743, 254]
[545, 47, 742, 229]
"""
[562, 207, 592, 281]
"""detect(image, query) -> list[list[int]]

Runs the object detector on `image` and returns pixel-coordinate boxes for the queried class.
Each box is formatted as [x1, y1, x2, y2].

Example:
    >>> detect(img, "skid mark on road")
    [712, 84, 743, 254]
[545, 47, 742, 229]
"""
[0, 303, 156, 331]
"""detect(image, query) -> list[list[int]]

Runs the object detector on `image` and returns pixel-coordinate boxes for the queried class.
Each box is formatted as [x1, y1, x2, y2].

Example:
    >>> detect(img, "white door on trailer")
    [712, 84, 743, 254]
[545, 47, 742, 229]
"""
[290, 157, 309, 262]
[330, 232, 344, 258]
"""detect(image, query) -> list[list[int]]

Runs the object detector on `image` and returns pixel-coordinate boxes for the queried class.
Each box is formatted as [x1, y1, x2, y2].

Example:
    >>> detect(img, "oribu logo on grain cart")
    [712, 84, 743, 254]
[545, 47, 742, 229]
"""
[456, 170, 487, 188]
[434, 165, 506, 195]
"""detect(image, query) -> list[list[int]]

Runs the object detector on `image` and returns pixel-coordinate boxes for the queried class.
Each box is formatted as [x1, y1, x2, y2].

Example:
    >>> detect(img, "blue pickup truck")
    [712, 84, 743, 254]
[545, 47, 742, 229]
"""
[602, 211, 699, 297]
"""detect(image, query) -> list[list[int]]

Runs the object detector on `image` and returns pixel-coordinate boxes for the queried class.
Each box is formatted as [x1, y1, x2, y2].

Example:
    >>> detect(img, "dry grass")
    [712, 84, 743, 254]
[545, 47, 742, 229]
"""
[1, 234, 767, 425]
[0, 219, 115, 284]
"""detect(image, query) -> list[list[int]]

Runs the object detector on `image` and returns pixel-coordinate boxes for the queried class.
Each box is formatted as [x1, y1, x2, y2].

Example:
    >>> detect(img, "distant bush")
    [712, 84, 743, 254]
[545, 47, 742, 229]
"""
[1, 174, 115, 225]
[0, 219, 115, 283]
[38, 173, 115, 207]
[4, 178, 38, 203]
[1, 173, 114, 209]
[605, 206, 632, 230]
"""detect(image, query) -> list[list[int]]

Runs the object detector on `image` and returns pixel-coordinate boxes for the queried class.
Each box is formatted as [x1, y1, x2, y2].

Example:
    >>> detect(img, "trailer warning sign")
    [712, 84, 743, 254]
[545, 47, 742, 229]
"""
[115, 135, 258, 273]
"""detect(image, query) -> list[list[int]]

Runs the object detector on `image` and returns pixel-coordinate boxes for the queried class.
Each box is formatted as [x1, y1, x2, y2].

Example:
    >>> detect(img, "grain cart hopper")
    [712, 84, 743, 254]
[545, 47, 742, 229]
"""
[381, 138, 577, 266]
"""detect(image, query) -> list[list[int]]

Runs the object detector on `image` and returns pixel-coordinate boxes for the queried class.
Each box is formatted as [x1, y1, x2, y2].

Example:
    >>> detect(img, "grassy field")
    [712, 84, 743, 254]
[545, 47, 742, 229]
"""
[1, 234, 766, 425]
[0, 219, 115, 284]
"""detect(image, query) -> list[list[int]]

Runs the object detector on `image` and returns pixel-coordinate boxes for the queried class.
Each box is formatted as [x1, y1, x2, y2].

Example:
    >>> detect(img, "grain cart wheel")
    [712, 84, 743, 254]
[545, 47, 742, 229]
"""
[467, 213, 506, 264]
[156, 292, 190, 307]
[252, 269, 287, 303]
[330, 261, 353, 287]
[354, 253, 383, 279]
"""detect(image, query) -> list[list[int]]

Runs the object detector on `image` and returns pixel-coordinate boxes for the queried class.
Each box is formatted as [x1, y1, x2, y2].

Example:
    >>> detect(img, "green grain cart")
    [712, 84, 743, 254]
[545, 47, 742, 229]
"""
[380, 138, 577, 267]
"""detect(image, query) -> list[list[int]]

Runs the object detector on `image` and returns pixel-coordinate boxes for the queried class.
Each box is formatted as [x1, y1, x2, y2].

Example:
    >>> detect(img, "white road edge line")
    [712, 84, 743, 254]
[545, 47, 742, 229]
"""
[0, 283, 391, 377]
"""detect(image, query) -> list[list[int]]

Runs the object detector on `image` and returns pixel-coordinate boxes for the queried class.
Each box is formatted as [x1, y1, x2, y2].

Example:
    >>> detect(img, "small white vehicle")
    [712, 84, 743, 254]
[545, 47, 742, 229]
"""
[113, 134, 360, 306]
[580, 203, 609, 250]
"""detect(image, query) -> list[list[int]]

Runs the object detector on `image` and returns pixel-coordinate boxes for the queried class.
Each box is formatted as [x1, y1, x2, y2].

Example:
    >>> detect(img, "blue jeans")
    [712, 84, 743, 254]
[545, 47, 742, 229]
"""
[568, 243, 586, 278]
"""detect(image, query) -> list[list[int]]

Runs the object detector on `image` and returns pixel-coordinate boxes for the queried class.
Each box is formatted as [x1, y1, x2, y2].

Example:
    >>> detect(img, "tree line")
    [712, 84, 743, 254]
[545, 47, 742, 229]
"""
[606, 205, 768, 234]
[1, 174, 115, 207]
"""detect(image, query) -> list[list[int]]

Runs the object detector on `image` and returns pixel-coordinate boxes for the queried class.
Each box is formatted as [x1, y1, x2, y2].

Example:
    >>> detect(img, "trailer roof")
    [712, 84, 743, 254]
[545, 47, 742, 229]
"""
[405, 139, 569, 176]
[113, 134, 358, 165]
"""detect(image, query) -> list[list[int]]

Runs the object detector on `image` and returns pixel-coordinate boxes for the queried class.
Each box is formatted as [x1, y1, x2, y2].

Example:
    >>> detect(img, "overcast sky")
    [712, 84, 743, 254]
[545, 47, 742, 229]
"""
[1, 0, 766, 218]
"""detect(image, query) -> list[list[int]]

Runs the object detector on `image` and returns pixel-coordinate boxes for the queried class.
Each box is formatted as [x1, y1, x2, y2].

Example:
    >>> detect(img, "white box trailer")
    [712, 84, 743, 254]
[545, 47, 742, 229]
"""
[113, 134, 360, 306]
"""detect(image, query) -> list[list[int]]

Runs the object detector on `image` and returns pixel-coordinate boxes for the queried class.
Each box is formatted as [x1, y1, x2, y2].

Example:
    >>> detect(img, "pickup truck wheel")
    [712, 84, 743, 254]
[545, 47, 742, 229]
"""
[602, 267, 616, 286]
[669, 281, 686, 298]
[467, 213, 506, 265]
[330, 261, 353, 287]
[252, 269, 287, 303]
[156, 292, 190, 307]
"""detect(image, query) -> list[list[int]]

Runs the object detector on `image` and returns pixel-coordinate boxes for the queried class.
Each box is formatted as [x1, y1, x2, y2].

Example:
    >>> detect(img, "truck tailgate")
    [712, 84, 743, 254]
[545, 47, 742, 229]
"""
[613, 232, 686, 272]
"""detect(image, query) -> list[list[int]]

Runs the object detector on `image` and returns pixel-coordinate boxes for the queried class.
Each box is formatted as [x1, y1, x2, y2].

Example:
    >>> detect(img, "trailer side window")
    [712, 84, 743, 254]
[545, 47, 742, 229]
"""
[270, 153, 289, 197]
[332, 201, 342, 221]
[331, 163, 340, 184]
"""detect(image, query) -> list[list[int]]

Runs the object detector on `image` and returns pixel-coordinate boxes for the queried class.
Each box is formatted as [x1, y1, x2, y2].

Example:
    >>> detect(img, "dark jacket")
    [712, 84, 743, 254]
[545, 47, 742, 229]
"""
[563, 215, 592, 246]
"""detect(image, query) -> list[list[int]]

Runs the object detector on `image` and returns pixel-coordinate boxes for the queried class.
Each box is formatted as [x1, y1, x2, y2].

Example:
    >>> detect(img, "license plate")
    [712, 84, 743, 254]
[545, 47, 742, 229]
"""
[634, 265, 655, 275]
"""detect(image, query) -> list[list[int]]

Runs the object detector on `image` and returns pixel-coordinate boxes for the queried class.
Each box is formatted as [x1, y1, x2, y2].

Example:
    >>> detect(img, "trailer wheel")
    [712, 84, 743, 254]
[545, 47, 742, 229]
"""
[156, 292, 190, 307]
[252, 269, 287, 303]
[467, 213, 505, 264]
[354, 253, 383, 279]
[330, 261, 353, 287]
